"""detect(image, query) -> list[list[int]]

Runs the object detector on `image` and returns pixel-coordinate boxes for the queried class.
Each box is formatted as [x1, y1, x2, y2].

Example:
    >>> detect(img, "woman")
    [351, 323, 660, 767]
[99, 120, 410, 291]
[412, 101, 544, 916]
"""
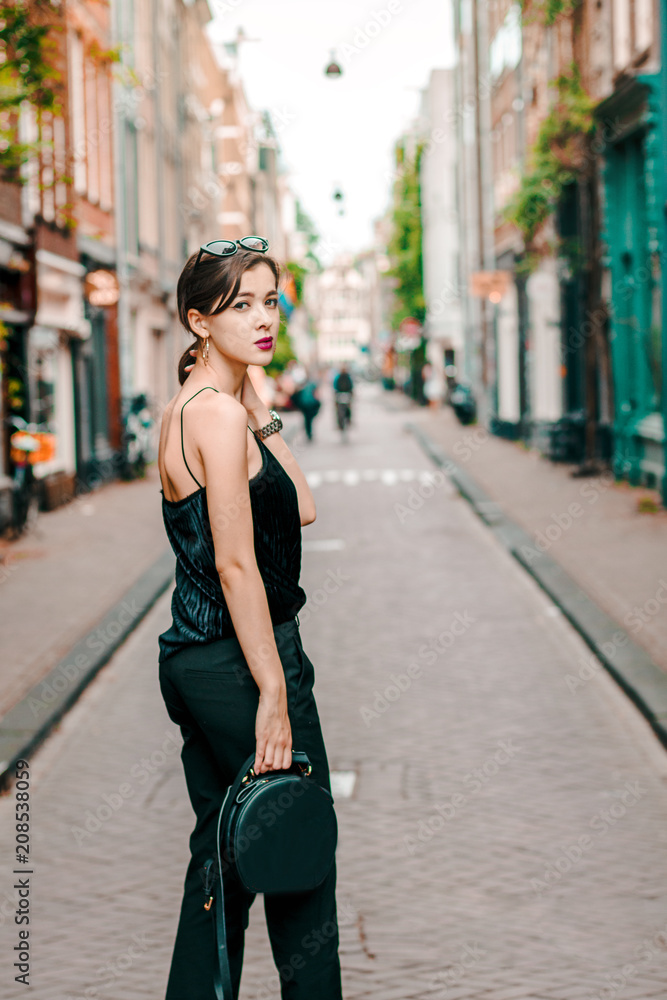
[156, 237, 344, 1000]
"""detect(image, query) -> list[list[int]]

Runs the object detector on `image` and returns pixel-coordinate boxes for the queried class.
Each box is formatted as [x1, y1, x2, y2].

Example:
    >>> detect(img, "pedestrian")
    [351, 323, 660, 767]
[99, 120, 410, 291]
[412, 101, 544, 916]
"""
[421, 363, 443, 410]
[290, 373, 322, 441]
[156, 237, 343, 1000]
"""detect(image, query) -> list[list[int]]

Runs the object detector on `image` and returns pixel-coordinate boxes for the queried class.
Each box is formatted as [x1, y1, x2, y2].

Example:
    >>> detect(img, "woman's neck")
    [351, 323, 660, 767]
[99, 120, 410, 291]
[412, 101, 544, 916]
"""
[187, 357, 247, 401]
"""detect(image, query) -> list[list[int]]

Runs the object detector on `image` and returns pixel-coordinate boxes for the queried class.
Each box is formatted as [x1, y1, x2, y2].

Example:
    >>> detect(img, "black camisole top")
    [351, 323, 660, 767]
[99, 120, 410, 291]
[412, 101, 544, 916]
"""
[157, 386, 307, 664]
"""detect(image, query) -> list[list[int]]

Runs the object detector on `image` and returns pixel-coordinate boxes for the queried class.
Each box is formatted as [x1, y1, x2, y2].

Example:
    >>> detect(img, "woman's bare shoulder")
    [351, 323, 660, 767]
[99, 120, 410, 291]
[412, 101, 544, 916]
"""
[160, 386, 247, 448]
[178, 388, 249, 453]
[165, 384, 245, 417]
[186, 387, 246, 421]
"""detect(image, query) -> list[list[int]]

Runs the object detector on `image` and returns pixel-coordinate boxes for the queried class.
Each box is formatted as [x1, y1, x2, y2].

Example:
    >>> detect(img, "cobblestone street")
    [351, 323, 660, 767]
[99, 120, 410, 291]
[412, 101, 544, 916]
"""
[2, 384, 667, 999]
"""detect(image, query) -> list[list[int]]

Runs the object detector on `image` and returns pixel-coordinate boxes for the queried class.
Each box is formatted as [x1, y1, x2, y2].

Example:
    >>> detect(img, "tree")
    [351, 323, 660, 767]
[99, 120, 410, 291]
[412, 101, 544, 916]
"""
[387, 138, 427, 401]
[0, 0, 63, 174]
[387, 138, 426, 329]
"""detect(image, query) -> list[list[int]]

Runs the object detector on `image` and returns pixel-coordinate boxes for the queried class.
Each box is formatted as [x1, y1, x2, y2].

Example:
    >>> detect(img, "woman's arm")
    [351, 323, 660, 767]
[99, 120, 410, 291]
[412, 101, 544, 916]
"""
[192, 391, 292, 774]
[241, 373, 317, 525]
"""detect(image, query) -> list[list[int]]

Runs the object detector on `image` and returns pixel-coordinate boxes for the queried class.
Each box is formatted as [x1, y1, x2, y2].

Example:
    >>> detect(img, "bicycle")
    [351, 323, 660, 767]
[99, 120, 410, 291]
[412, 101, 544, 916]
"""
[334, 391, 353, 441]
[121, 394, 155, 480]
[7, 416, 52, 538]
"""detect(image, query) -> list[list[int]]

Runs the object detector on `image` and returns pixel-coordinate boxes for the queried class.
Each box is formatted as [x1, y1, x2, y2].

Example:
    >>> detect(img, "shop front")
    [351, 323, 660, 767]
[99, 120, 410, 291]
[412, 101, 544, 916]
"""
[75, 259, 121, 490]
[0, 222, 35, 532]
[29, 249, 90, 509]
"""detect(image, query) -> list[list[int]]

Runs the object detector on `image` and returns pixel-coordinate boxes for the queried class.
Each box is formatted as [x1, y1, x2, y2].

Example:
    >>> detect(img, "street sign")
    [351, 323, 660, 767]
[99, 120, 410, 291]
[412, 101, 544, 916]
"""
[470, 271, 512, 302]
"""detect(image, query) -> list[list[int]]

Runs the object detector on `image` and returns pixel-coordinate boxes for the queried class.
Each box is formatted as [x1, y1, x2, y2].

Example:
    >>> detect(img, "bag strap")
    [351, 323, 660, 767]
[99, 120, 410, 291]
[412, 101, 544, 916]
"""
[204, 751, 313, 1000]
[213, 890, 231, 1000]
[213, 786, 234, 1000]
[201, 782, 237, 1000]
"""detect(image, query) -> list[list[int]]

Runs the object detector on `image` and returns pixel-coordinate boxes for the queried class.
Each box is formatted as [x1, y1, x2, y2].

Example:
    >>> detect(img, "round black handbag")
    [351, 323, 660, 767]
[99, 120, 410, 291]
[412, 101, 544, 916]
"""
[202, 750, 337, 1000]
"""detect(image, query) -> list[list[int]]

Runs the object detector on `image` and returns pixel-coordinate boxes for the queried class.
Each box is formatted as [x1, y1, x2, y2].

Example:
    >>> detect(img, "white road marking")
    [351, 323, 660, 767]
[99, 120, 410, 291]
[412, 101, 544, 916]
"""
[330, 770, 357, 798]
[305, 469, 442, 487]
[303, 539, 346, 551]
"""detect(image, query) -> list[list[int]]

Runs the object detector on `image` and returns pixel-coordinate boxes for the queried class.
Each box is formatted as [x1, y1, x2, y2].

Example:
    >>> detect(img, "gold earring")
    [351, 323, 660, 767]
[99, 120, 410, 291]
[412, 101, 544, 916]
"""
[202, 337, 209, 365]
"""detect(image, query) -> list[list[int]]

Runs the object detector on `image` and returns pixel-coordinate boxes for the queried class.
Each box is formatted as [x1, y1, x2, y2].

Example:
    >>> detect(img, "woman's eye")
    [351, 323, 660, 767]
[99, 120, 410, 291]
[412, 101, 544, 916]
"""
[233, 299, 277, 310]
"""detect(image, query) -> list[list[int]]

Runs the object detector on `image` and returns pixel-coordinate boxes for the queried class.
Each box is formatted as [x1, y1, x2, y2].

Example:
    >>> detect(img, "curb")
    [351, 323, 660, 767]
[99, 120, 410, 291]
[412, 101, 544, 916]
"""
[0, 549, 176, 788]
[407, 421, 667, 752]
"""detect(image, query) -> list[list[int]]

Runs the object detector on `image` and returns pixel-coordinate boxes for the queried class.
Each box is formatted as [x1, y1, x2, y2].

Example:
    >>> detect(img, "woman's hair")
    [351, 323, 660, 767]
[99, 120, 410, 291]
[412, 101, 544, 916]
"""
[176, 248, 282, 385]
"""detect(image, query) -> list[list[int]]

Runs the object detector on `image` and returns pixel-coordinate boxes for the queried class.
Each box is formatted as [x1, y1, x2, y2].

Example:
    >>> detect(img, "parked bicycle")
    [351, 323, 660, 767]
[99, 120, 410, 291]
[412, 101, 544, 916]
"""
[7, 416, 55, 538]
[449, 382, 477, 425]
[121, 393, 155, 480]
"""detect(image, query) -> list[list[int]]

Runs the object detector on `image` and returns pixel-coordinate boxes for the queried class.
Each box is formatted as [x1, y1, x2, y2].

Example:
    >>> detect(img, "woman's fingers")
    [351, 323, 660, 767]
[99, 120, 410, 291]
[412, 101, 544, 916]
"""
[183, 348, 198, 374]
[255, 740, 292, 773]
[262, 745, 276, 772]
[254, 736, 267, 774]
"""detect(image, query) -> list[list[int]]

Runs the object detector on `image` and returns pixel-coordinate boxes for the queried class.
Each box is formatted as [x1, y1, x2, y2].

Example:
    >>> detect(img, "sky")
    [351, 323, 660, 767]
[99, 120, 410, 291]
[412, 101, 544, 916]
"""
[207, 0, 455, 256]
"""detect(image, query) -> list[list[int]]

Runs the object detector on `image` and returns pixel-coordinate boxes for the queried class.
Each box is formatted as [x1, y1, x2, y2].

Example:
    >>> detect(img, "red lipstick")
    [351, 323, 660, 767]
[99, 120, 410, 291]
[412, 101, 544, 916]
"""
[254, 337, 273, 351]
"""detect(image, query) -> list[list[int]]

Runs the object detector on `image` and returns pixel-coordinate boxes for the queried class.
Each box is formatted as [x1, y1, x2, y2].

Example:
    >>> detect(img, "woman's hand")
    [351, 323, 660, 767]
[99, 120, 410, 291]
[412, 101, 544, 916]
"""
[184, 347, 197, 373]
[254, 688, 292, 774]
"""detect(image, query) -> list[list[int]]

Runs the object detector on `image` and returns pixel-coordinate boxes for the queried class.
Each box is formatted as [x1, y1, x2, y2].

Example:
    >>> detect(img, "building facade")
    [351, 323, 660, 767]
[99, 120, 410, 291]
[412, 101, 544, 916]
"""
[418, 68, 465, 399]
[452, 0, 664, 486]
[307, 257, 372, 368]
[0, 1, 304, 531]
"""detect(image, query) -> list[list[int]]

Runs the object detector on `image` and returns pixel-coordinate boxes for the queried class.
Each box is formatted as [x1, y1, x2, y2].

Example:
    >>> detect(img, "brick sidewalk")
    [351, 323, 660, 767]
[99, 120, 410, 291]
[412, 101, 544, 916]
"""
[1, 385, 667, 999]
[0, 465, 169, 718]
[409, 402, 667, 674]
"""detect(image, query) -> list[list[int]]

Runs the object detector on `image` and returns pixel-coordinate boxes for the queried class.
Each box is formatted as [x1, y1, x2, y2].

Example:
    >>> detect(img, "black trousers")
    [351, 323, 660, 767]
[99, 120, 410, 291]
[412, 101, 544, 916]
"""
[159, 617, 343, 1000]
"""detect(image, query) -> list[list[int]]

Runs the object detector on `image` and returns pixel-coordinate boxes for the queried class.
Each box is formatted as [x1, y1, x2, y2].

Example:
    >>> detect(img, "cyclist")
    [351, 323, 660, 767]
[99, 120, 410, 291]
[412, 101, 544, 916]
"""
[332, 364, 354, 434]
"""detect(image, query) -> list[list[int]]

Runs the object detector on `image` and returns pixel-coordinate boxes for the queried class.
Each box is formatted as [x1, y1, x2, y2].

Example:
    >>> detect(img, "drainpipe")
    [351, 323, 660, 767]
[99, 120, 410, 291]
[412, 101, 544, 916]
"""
[111, 0, 132, 404]
[452, 0, 473, 385]
[472, 0, 495, 423]
[515, 11, 529, 437]
[151, 0, 166, 292]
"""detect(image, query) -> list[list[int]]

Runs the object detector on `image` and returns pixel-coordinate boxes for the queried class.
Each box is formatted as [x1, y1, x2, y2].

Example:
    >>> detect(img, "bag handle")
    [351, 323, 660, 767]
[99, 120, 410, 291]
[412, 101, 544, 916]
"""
[241, 749, 311, 784]
[203, 749, 312, 1000]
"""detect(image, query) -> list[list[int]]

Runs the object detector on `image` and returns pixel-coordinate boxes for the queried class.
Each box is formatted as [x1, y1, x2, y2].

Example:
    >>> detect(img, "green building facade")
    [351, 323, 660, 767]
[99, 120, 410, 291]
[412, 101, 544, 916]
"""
[600, 75, 664, 487]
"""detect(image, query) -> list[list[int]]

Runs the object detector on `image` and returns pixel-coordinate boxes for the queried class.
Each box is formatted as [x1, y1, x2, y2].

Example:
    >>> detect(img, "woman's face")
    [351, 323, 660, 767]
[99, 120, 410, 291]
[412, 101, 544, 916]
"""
[198, 262, 280, 367]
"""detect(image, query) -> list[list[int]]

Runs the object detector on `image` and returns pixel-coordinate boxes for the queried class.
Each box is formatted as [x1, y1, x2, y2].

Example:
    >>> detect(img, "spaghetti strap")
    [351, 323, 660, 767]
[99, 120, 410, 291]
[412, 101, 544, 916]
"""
[180, 387, 219, 489]
[179, 386, 255, 489]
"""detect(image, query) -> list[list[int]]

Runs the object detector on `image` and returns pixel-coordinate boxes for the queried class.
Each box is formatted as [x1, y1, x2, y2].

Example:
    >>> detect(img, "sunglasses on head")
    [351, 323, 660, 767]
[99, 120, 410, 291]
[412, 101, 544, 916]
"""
[193, 236, 269, 271]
